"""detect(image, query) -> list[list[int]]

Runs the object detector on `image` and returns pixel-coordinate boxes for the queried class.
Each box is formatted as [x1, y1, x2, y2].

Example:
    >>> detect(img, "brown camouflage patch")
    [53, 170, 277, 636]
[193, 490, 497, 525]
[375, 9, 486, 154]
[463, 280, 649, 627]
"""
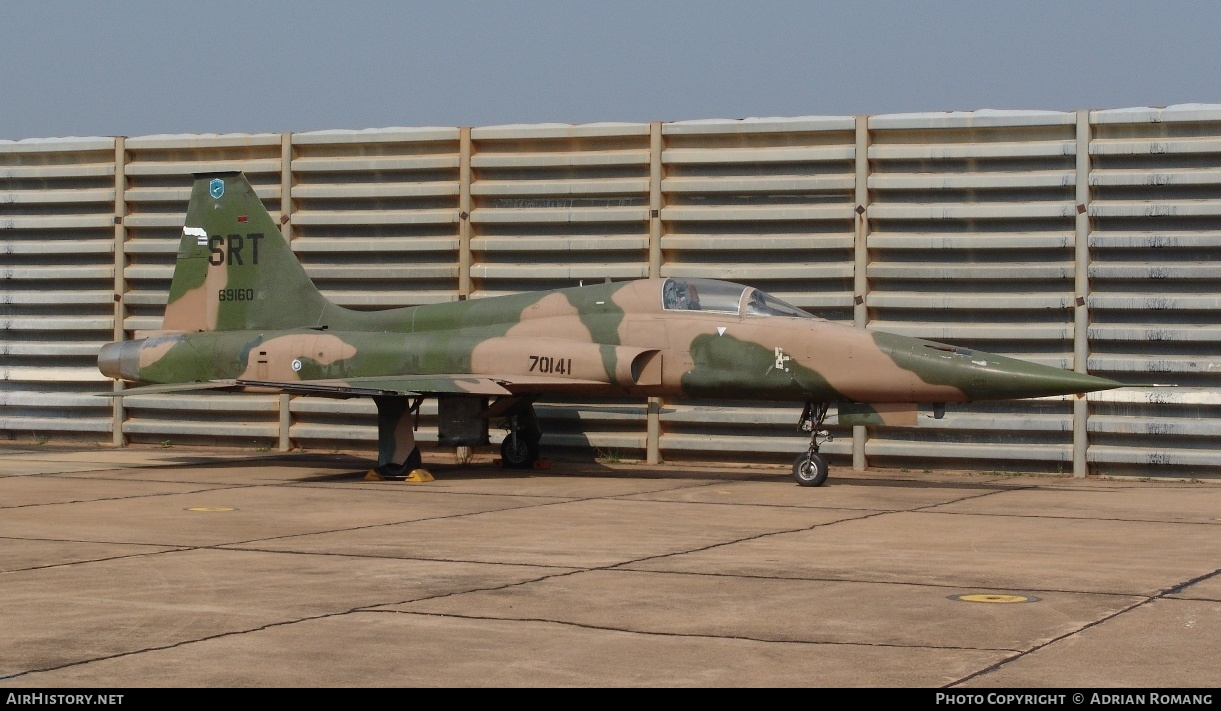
[161, 262, 230, 332]
[136, 338, 181, 370]
[802, 325, 966, 403]
[238, 334, 358, 381]
[612, 280, 663, 318]
[505, 292, 593, 341]
[470, 337, 659, 387]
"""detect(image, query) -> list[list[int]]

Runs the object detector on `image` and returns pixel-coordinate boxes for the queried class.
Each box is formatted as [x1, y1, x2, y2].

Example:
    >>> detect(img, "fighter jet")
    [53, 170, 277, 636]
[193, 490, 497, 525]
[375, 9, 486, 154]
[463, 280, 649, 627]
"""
[98, 172, 1122, 486]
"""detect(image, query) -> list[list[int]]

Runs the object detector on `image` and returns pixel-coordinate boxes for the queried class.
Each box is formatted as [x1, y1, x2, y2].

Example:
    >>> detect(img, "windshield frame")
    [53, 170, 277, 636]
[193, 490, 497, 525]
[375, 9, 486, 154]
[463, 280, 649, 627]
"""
[660, 278, 813, 319]
[660, 278, 745, 315]
[740, 287, 813, 319]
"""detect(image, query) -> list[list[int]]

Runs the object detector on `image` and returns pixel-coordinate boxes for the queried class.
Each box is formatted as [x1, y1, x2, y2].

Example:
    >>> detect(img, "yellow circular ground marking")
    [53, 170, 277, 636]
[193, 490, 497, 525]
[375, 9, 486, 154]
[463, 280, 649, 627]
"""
[185, 507, 236, 512]
[951, 593, 1038, 604]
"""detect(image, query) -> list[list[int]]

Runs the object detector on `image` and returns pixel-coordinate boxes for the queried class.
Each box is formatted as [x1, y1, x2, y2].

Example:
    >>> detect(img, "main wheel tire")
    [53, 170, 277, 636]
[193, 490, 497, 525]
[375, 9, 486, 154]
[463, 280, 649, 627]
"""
[501, 436, 539, 469]
[793, 452, 829, 487]
[377, 446, 423, 479]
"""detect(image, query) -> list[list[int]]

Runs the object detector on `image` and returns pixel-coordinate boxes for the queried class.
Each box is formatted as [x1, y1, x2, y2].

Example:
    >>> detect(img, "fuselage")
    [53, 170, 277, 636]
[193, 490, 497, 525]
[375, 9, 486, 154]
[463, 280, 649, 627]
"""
[100, 277, 1120, 404]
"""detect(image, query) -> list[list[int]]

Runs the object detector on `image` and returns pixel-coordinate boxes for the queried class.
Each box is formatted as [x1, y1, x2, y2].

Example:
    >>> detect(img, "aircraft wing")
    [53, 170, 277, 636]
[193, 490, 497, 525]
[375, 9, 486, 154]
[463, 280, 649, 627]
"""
[103, 373, 614, 399]
[236, 375, 516, 397]
[236, 374, 611, 397]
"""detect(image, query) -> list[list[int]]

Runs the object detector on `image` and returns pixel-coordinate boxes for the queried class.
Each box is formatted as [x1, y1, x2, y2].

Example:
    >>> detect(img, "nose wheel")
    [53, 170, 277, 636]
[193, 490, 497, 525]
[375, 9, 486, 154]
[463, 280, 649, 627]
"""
[794, 402, 832, 487]
[793, 452, 829, 487]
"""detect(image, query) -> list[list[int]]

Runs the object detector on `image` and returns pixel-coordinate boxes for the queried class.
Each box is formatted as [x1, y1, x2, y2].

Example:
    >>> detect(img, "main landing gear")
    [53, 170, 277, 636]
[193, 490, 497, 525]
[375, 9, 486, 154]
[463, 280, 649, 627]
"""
[372, 395, 425, 479]
[794, 402, 832, 487]
[499, 401, 542, 469]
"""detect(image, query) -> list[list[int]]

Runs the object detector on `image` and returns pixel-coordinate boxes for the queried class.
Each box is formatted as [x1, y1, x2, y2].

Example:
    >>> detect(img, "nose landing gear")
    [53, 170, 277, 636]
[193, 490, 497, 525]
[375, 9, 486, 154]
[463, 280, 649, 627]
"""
[794, 402, 832, 487]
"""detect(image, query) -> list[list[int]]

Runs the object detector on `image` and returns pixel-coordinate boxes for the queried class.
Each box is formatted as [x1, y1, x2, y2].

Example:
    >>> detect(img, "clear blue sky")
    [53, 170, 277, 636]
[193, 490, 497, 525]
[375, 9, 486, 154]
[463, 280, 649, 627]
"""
[2, 0, 1218, 140]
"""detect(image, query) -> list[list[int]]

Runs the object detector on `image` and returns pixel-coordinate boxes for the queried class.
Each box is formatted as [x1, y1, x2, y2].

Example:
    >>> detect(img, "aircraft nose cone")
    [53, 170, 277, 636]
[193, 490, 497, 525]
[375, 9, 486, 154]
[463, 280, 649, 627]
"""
[873, 332, 1123, 401]
[976, 366, 1122, 400]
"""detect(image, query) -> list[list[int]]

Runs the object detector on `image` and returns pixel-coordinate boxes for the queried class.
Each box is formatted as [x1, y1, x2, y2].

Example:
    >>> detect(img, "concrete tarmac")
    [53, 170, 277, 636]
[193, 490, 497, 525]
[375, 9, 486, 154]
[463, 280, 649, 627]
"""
[0, 443, 1217, 688]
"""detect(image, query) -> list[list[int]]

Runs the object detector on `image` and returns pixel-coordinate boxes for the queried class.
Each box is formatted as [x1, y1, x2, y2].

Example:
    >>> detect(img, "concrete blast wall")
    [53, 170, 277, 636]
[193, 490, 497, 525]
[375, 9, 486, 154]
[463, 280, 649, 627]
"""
[2, 106, 1219, 478]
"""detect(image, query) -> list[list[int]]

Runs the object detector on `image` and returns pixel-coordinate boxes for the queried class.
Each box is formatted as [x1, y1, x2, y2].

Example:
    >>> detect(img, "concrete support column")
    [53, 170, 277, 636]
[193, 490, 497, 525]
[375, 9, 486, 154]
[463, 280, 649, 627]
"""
[646, 121, 664, 465]
[1072, 111, 1092, 477]
[278, 393, 292, 452]
[646, 398, 661, 465]
[459, 127, 473, 299]
[278, 133, 294, 452]
[280, 133, 294, 237]
[455, 129, 476, 464]
[111, 137, 127, 447]
[851, 116, 871, 471]
[648, 121, 663, 278]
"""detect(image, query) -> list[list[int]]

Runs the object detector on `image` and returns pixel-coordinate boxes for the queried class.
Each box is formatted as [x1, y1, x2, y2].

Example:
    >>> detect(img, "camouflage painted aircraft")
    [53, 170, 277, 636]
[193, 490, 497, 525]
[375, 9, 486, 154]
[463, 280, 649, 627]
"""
[99, 172, 1122, 486]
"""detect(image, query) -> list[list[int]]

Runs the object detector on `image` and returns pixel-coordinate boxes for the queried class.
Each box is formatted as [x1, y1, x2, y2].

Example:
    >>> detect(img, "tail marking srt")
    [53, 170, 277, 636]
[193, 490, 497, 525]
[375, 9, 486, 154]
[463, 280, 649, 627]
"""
[162, 172, 339, 332]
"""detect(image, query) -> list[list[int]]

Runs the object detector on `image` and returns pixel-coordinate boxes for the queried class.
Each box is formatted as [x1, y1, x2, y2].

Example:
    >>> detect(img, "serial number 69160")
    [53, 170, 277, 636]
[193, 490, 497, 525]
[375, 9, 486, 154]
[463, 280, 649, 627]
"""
[217, 288, 255, 302]
[529, 355, 573, 375]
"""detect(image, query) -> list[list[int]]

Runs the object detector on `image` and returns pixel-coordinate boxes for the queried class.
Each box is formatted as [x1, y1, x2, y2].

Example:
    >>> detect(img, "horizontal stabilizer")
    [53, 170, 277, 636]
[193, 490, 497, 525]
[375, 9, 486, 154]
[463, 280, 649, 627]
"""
[98, 381, 238, 397]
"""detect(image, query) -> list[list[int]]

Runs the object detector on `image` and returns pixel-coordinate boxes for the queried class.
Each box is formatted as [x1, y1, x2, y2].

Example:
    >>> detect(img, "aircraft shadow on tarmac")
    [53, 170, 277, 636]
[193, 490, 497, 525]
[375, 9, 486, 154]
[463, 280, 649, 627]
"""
[283, 456, 1026, 492]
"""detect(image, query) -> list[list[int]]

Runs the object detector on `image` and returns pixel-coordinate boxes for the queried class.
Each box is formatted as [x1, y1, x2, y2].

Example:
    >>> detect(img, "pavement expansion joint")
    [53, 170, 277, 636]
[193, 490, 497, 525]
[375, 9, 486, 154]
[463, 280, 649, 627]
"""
[959, 564, 1221, 685]
[355, 569, 584, 609]
[2, 609, 357, 682]
[926, 507, 1221, 527]
[611, 507, 895, 569]
[210, 543, 581, 574]
[606, 565, 1153, 600]
[212, 497, 569, 549]
[1, 547, 193, 575]
[0, 482, 256, 510]
[375, 608, 1017, 652]
[1163, 567, 1221, 595]
[948, 595, 1151, 686]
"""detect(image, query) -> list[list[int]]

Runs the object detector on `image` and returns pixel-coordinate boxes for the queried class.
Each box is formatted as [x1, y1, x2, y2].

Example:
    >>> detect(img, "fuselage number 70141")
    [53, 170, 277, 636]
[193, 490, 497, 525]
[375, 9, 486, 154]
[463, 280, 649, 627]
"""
[529, 355, 572, 375]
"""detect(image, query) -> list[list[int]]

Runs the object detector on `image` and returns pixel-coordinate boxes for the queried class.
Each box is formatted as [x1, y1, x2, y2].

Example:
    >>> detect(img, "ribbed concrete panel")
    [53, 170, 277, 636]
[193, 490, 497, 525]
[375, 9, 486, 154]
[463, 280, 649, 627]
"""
[1087, 106, 1221, 477]
[660, 117, 856, 317]
[291, 127, 462, 306]
[1, 137, 116, 440]
[119, 134, 284, 447]
[864, 111, 1080, 472]
[469, 123, 650, 297]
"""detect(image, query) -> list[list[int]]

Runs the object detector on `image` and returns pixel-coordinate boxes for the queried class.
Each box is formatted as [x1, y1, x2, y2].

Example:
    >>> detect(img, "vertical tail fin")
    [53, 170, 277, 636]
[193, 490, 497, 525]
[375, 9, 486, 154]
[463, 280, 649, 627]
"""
[162, 172, 337, 332]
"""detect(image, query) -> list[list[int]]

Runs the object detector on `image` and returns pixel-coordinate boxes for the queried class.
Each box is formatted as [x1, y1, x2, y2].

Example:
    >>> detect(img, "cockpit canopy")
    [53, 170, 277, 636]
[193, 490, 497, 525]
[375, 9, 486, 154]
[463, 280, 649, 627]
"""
[660, 278, 813, 319]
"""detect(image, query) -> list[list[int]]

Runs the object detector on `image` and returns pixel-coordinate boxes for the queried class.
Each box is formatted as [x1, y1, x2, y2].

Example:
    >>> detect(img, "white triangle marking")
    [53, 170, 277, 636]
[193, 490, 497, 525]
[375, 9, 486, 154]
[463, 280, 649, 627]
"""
[717, 326, 726, 336]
